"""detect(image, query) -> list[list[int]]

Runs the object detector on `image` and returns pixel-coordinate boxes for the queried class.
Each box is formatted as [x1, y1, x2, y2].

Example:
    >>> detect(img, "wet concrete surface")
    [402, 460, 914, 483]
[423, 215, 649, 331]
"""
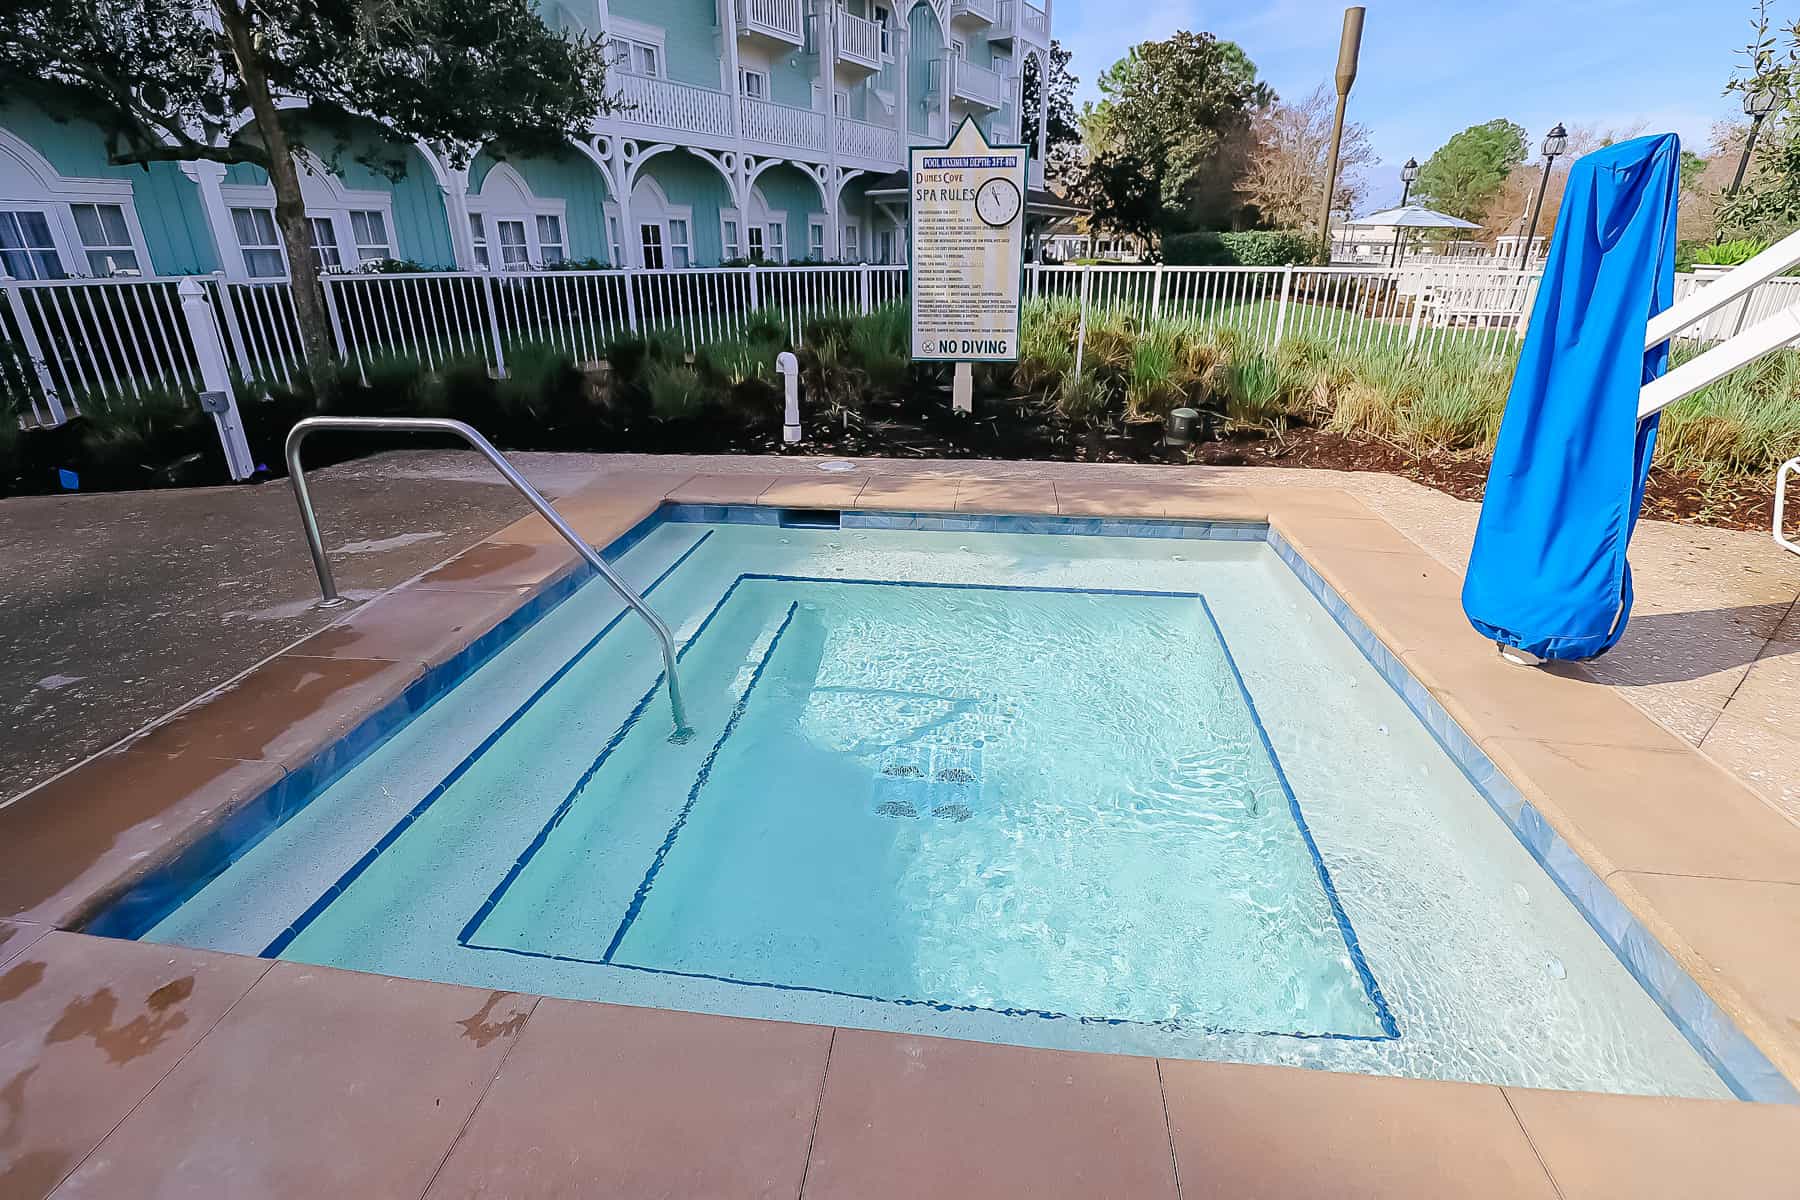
[0, 452, 607, 804]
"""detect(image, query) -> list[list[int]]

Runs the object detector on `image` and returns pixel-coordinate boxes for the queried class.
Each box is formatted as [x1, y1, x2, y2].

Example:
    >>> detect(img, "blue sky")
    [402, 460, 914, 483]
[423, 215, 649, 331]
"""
[1053, 0, 1766, 209]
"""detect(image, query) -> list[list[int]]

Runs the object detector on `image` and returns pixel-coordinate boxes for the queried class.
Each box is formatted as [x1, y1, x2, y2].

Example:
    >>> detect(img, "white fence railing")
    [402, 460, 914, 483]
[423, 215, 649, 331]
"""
[742, 96, 827, 152]
[740, 0, 805, 41]
[42, 259, 1765, 427]
[930, 58, 1009, 110]
[1670, 271, 1800, 345]
[995, 0, 1049, 40]
[1026, 263, 1545, 362]
[837, 115, 902, 162]
[610, 74, 733, 138]
[836, 9, 883, 67]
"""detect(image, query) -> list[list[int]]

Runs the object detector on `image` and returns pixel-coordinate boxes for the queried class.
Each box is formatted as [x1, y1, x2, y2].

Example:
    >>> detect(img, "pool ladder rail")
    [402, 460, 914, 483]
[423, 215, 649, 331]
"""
[283, 416, 694, 743]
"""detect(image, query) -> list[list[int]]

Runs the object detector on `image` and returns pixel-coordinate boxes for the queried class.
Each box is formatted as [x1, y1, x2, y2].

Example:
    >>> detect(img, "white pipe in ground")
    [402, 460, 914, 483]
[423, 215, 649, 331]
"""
[777, 351, 801, 443]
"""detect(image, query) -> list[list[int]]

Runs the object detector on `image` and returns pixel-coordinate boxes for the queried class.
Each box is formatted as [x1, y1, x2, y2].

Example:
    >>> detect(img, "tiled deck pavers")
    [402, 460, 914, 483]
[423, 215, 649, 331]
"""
[5, 463, 1800, 1195]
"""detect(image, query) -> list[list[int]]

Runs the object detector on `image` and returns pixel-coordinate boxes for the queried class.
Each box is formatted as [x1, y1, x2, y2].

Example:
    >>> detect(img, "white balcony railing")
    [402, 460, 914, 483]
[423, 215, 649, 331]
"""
[611, 73, 733, 138]
[993, 0, 1048, 43]
[836, 115, 901, 163]
[837, 10, 883, 70]
[936, 57, 1006, 109]
[739, 0, 805, 44]
[950, 0, 997, 24]
[741, 96, 827, 151]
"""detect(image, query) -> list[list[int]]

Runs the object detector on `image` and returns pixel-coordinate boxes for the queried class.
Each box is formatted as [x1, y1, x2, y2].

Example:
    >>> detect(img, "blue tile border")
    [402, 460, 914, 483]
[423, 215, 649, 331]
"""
[84, 516, 707, 943]
[82, 500, 1796, 1103]
[1264, 527, 1800, 1105]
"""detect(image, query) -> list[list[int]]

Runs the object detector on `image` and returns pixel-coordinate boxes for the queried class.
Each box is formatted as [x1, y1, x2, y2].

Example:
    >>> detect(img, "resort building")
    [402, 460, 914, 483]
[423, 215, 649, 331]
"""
[0, 0, 1054, 281]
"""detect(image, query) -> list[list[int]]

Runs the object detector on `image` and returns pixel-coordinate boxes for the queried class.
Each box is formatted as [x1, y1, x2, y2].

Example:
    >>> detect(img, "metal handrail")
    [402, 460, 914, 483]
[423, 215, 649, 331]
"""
[1778, 457, 1799, 557]
[283, 417, 693, 741]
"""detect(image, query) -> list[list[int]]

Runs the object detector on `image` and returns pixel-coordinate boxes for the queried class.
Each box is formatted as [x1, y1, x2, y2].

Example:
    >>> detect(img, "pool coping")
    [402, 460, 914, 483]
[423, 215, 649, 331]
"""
[7, 466, 1800, 1186]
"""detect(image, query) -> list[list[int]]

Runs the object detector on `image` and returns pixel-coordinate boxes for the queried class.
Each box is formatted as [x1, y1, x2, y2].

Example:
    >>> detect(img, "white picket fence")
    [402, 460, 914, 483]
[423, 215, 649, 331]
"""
[11, 259, 1768, 428]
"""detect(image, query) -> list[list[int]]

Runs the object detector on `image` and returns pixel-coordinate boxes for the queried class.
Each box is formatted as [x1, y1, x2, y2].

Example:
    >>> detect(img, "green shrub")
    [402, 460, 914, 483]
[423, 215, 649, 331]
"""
[1164, 230, 1320, 267]
[1658, 346, 1800, 480]
[1163, 232, 1230, 266]
[76, 383, 220, 488]
[1690, 238, 1772, 268]
[1219, 230, 1320, 267]
[645, 360, 707, 422]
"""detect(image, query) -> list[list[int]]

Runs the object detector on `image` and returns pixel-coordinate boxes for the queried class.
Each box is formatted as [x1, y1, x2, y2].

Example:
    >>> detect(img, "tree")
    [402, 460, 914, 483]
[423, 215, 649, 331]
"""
[1476, 122, 1643, 246]
[0, 0, 610, 391]
[1020, 40, 1081, 186]
[1719, 0, 1800, 238]
[1414, 119, 1527, 222]
[1073, 32, 1271, 238]
[1238, 83, 1377, 230]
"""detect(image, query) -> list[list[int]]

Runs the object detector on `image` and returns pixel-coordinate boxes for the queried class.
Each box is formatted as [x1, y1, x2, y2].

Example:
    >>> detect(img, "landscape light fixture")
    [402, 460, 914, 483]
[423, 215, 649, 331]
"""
[1518, 122, 1566, 269]
[1729, 83, 1781, 199]
[1390, 157, 1419, 266]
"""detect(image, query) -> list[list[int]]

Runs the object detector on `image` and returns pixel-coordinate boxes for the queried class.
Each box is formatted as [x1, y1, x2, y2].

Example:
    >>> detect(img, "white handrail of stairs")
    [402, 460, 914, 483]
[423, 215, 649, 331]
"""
[1638, 228, 1800, 421]
[1645, 228, 1800, 351]
[1778, 458, 1799, 557]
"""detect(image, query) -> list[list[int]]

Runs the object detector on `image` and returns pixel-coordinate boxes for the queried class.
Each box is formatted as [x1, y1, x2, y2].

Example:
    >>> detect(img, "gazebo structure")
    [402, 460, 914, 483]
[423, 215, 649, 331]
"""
[1336, 204, 1483, 266]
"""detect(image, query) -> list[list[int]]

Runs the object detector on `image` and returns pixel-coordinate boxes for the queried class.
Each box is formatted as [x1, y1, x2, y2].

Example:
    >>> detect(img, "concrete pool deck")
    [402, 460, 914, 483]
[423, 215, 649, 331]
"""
[4, 457, 1800, 1195]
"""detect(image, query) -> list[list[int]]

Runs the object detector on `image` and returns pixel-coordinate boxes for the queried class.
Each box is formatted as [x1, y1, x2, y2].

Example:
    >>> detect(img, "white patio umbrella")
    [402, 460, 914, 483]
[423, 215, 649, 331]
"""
[1345, 204, 1483, 266]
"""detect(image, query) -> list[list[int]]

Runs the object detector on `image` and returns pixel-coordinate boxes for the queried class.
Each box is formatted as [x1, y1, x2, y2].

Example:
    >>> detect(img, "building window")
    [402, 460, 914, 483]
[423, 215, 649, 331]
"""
[874, 5, 891, 56]
[0, 209, 62, 279]
[607, 214, 623, 266]
[349, 210, 391, 265]
[739, 68, 768, 100]
[833, 90, 848, 117]
[231, 207, 286, 278]
[747, 225, 765, 262]
[722, 217, 741, 260]
[667, 218, 690, 269]
[536, 213, 565, 265]
[495, 219, 530, 269]
[877, 229, 894, 264]
[766, 222, 785, 263]
[308, 216, 343, 272]
[843, 222, 859, 260]
[469, 213, 490, 268]
[808, 219, 825, 261]
[70, 204, 139, 275]
[640, 222, 665, 269]
[612, 39, 661, 77]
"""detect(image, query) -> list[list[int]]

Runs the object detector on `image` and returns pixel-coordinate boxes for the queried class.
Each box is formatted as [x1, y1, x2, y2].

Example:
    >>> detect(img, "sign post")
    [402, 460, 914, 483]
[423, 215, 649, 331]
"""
[909, 118, 1027, 412]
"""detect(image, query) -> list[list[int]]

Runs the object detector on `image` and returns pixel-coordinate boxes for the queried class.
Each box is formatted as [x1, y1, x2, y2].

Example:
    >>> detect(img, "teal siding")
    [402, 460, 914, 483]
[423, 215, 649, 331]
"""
[221, 131, 454, 269]
[771, 48, 815, 108]
[341, 149, 454, 268]
[639, 151, 733, 265]
[907, 3, 944, 137]
[755, 163, 824, 262]
[470, 148, 612, 264]
[513, 152, 612, 264]
[468, 152, 498, 193]
[612, 0, 720, 87]
[2, 101, 217, 275]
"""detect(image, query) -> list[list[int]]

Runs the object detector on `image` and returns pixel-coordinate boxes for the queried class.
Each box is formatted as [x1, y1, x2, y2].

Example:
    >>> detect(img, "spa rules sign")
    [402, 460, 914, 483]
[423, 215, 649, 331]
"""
[910, 118, 1027, 362]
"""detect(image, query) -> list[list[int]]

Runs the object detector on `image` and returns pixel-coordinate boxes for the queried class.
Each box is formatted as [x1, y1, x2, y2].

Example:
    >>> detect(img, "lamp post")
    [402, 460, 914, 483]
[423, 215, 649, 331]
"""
[1518, 122, 1567, 270]
[1390, 157, 1419, 266]
[1728, 83, 1781, 199]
